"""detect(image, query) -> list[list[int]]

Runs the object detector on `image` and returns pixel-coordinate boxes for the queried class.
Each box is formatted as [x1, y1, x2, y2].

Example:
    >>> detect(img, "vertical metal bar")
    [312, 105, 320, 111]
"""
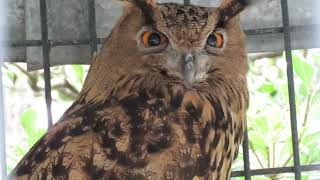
[0, 0, 7, 177]
[88, 0, 97, 55]
[39, 0, 53, 128]
[242, 128, 251, 180]
[184, 0, 190, 5]
[0, 65, 7, 180]
[280, 0, 301, 179]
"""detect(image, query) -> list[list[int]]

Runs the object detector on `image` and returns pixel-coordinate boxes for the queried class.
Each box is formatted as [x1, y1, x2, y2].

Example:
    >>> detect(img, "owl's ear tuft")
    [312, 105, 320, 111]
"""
[218, 0, 252, 24]
[117, 0, 156, 25]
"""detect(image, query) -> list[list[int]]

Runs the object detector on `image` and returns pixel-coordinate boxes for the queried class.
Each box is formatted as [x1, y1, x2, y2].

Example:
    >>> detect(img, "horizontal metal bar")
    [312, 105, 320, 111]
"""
[244, 24, 319, 35]
[231, 164, 320, 177]
[2, 24, 319, 47]
[2, 39, 104, 47]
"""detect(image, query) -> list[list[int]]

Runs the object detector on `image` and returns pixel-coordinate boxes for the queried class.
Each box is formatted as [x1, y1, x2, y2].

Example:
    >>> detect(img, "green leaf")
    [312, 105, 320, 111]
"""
[279, 136, 294, 165]
[280, 83, 289, 103]
[36, 129, 47, 138]
[299, 84, 308, 98]
[14, 146, 27, 157]
[311, 89, 320, 106]
[300, 131, 320, 164]
[58, 91, 76, 101]
[249, 133, 268, 161]
[6, 71, 17, 84]
[231, 177, 245, 180]
[27, 129, 46, 147]
[274, 121, 285, 131]
[253, 116, 269, 135]
[301, 132, 320, 146]
[292, 52, 314, 90]
[20, 108, 38, 137]
[257, 83, 277, 96]
[72, 65, 84, 83]
[302, 174, 309, 180]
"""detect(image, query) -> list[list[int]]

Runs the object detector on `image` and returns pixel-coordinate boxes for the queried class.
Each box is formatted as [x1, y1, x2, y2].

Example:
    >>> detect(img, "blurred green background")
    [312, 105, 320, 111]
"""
[2, 49, 320, 179]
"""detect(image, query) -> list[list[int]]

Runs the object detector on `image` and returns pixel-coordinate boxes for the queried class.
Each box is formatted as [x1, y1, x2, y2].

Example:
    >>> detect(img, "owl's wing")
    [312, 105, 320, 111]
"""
[10, 68, 248, 180]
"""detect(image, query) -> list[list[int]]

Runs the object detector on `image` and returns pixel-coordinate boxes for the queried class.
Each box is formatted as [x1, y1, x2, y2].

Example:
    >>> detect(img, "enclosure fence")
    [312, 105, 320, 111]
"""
[1, 0, 320, 179]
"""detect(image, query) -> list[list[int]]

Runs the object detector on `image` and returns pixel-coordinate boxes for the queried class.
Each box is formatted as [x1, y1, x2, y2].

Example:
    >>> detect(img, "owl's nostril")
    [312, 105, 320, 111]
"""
[184, 53, 195, 64]
[183, 53, 196, 83]
[184, 53, 195, 72]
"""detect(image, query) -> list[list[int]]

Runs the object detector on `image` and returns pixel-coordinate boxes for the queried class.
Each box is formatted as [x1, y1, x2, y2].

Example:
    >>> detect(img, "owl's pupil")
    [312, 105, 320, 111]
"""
[148, 33, 161, 46]
[207, 34, 217, 47]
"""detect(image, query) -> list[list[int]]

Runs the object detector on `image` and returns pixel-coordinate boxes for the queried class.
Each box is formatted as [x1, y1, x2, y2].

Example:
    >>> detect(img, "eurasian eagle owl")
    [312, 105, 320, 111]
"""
[10, 0, 250, 179]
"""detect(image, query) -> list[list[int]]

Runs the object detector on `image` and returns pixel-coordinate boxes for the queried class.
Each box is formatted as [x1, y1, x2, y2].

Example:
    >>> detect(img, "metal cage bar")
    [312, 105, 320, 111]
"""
[280, 0, 302, 179]
[231, 164, 320, 177]
[242, 129, 251, 180]
[4, 24, 320, 48]
[0, 65, 7, 179]
[88, 0, 98, 55]
[39, 0, 53, 128]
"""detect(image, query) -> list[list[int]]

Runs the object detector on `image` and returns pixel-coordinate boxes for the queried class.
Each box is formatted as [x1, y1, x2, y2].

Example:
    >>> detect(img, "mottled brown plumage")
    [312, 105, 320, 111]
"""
[10, 0, 250, 179]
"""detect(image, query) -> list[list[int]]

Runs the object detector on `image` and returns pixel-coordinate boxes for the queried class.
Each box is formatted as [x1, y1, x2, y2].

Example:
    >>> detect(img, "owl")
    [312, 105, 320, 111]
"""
[9, 0, 250, 179]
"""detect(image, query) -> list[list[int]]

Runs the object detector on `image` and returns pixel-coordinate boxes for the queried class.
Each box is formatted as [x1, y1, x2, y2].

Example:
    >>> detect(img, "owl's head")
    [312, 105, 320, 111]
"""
[98, 0, 251, 84]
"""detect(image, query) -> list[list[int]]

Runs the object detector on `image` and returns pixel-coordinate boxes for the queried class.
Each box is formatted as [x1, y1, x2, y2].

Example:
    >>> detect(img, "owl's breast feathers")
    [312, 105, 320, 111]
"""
[10, 67, 248, 180]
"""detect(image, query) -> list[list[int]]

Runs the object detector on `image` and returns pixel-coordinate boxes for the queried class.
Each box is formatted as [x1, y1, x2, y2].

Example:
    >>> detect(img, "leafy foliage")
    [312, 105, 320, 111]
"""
[7, 108, 46, 172]
[232, 50, 320, 180]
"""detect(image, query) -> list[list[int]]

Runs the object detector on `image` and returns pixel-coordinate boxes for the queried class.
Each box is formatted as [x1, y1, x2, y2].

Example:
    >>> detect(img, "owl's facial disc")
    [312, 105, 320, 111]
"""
[136, 26, 227, 83]
[132, 0, 250, 83]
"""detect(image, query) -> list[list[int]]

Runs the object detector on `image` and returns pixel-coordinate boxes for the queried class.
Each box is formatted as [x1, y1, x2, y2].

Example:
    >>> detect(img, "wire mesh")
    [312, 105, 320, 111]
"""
[0, 0, 319, 179]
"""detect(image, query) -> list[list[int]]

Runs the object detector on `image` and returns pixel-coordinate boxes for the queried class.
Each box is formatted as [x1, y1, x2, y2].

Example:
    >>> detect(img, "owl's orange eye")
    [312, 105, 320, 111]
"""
[207, 32, 224, 48]
[141, 31, 167, 47]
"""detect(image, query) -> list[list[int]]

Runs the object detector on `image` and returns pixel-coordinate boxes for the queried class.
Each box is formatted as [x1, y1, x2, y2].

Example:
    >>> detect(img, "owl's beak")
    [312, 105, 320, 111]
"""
[183, 53, 196, 83]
